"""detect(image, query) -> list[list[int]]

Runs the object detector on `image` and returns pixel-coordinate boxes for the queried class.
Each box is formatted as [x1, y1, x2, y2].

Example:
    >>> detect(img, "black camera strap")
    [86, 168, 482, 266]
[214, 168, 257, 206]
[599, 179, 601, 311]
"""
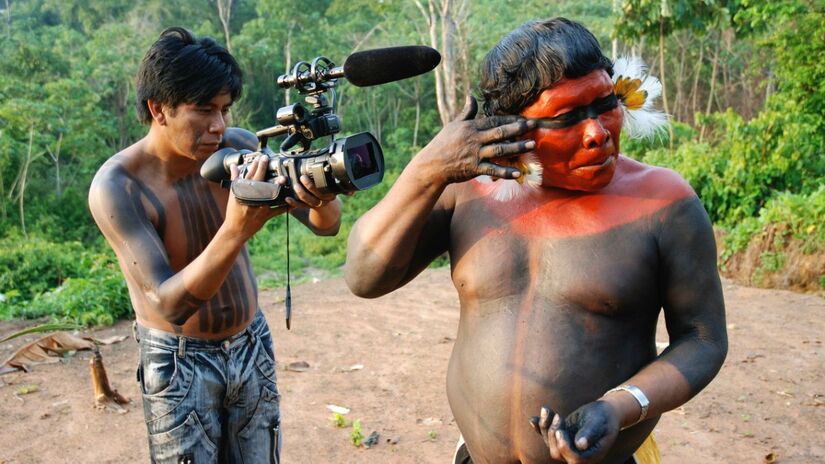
[285, 211, 292, 330]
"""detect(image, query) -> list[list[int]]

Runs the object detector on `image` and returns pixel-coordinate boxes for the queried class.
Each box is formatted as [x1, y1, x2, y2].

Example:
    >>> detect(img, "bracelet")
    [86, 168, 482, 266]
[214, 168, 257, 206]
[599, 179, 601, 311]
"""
[604, 384, 649, 428]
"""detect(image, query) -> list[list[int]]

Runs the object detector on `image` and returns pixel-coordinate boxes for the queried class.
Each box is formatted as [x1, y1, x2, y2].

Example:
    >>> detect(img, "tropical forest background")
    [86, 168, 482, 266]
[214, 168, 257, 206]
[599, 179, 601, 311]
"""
[0, 0, 822, 326]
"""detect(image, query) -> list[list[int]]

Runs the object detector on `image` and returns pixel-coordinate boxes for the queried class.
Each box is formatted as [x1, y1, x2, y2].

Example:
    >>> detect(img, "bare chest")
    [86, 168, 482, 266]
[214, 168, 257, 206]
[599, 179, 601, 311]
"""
[140, 175, 229, 271]
[449, 195, 663, 316]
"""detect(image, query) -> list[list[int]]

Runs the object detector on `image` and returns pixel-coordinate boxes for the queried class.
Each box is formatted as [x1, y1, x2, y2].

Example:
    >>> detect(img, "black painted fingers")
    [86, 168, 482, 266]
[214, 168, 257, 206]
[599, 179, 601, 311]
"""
[530, 401, 619, 464]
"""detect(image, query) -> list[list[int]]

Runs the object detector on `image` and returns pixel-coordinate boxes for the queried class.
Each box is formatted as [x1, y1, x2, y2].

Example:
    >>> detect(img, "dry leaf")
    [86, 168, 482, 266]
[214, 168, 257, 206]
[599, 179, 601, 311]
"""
[327, 404, 351, 414]
[286, 360, 310, 372]
[91, 335, 129, 345]
[1, 332, 96, 375]
[418, 417, 442, 426]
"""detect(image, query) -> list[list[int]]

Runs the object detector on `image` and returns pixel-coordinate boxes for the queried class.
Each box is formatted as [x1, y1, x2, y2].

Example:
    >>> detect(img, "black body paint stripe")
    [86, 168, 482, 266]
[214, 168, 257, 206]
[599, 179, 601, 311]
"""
[532, 93, 619, 129]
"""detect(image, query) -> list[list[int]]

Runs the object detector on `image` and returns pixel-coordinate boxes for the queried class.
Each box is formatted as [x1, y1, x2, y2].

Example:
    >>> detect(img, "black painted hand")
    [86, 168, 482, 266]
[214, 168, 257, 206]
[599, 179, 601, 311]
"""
[530, 401, 620, 464]
[418, 96, 535, 185]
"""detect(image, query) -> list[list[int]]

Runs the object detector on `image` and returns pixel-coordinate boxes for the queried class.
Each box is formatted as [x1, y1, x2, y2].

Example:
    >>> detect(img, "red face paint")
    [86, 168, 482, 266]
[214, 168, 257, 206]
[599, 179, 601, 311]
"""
[520, 70, 623, 192]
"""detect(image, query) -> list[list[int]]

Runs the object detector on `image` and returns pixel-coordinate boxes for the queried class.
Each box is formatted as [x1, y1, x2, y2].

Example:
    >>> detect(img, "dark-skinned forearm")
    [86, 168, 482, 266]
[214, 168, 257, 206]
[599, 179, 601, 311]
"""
[345, 154, 448, 297]
[149, 224, 248, 325]
[602, 331, 727, 428]
[299, 198, 342, 236]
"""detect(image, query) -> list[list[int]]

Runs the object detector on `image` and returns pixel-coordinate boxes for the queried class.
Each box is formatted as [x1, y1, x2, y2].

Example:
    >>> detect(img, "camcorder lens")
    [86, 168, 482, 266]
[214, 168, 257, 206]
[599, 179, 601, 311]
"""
[347, 143, 377, 180]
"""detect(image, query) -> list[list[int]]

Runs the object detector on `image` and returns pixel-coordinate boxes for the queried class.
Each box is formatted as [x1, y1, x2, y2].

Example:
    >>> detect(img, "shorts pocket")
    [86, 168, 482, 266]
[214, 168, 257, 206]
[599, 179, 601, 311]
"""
[238, 386, 281, 463]
[148, 410, 217, 464]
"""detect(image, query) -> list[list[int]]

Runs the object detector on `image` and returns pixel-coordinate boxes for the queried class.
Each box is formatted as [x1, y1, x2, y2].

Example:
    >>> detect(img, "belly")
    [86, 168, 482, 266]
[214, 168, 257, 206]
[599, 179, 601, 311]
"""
[184, 256, 259, 338]
[446, 295, 659, 463]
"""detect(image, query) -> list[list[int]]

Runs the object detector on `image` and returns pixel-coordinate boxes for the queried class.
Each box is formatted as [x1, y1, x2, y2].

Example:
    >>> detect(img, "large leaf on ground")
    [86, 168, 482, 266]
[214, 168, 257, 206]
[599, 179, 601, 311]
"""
[0, 332, 127, 375]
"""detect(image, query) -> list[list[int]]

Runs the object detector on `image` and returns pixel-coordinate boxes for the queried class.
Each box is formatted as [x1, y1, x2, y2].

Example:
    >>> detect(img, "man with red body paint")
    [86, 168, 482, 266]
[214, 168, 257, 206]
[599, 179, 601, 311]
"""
[345, 18, 727, 464]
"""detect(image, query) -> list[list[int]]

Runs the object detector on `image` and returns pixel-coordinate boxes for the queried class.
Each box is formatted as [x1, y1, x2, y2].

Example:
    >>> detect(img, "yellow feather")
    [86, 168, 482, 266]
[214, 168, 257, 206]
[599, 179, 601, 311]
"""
[614, 76, 649, 110]
[624, 90, 648, 110]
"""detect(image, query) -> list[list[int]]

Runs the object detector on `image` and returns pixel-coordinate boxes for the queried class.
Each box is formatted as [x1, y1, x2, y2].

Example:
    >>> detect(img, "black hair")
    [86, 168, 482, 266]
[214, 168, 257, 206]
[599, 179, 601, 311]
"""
[135, 27, 242, 124]
[479, 18, 613, 116]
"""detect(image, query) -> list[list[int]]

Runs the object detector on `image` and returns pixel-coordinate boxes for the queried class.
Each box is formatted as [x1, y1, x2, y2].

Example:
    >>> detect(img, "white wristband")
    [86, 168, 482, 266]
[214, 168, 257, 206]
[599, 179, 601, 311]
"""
[604, 384, 649, 428]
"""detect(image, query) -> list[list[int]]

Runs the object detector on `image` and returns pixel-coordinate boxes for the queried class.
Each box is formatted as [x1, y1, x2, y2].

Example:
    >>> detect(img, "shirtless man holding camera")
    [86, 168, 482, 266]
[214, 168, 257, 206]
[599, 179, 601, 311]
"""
[89, 27, 340, 463]
[345, 18, 727, 464]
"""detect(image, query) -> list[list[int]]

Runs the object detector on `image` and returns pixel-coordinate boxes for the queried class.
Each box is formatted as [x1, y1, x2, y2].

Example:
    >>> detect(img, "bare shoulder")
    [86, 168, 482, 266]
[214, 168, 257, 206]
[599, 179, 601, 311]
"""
[613, 155, 696, 202]
[88, 144, 154, 222]
[89, 152, 131, 204]
[222, 127, 258, 151]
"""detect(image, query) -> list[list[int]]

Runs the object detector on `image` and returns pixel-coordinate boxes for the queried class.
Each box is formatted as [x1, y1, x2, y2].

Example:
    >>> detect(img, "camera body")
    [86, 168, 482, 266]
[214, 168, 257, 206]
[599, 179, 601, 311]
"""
[200, 55, 385, 207]
[203, 132, 383, 207]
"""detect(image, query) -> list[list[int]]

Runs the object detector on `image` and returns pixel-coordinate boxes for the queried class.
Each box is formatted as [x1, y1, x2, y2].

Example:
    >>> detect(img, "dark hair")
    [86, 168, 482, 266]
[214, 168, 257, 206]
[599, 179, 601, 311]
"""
[479, 18, 613, 116]
[135, 27, 242, 124]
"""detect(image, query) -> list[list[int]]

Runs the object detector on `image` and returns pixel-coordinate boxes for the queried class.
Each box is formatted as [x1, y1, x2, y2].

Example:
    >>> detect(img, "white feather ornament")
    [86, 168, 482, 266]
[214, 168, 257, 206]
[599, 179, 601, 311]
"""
[476, 153, 543, 202]
[612, 56, 669, 139]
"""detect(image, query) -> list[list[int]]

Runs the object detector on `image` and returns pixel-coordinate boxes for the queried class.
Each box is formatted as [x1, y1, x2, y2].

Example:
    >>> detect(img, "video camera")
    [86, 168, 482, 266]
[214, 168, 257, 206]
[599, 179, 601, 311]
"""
[201, 46, 441, 208]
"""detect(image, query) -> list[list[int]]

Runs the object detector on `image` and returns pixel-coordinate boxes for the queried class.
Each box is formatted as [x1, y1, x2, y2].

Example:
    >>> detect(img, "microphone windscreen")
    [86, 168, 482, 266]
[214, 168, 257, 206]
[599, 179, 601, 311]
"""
[343, 46, 441, 87]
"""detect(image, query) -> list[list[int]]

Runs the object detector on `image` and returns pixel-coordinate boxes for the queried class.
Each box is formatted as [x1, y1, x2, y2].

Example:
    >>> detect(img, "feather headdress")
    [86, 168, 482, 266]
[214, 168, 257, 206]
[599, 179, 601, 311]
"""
[612, 56, 669, 138]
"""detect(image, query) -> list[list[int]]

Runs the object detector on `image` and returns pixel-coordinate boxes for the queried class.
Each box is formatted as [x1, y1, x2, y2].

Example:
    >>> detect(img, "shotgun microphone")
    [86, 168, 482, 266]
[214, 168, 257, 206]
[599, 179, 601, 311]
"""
[343, 45, 441, 87]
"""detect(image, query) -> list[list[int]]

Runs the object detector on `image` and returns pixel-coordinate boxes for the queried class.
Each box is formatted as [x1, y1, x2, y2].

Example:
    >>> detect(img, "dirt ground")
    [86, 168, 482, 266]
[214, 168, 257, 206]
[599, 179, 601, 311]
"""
[1, 268, 823, 463]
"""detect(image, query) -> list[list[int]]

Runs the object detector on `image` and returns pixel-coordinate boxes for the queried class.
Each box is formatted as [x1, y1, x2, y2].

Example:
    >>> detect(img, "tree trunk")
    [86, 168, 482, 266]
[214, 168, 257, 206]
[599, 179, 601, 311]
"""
[440, 0, 457, 120]
[414, 0, 467, 126]
[673, 32, 687, 122]
[17, 127, 35, 237]
[700, 39, 720, 142]
[415, 1, 447, 125]
[4, 0, 10, 40]
[46, 132, 63, 201]
[413, 79, 421, 148]
[690, 41, 704, 120]
[90, 349, 129, 412]
[0, 167, 5, 222]
[284, 22, 294, 106]
[215, 0, 233, 53]
[658, 19, 674, 147]
[118, 80, 130, 147]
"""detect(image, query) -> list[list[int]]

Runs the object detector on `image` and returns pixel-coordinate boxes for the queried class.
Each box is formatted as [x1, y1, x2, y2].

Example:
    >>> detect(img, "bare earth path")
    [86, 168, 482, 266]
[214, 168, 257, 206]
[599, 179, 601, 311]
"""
[1, 268, 823, 463]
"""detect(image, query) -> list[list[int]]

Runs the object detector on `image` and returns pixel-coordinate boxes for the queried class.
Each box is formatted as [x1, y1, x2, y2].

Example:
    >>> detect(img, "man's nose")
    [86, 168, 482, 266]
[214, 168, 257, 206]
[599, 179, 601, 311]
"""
[582, 118, 610, 149]
[209, 112, 226, 134]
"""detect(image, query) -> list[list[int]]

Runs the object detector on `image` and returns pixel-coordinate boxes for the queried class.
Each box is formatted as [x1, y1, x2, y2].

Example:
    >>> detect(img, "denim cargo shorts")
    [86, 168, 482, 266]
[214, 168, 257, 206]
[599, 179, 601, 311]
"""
[134, 310, 281, 463]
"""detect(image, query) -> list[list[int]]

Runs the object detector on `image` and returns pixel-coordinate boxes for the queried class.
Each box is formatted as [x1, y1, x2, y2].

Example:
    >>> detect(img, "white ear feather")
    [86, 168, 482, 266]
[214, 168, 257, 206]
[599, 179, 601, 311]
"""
[477, 153, 543, 202]
[613, 56, 669, 139]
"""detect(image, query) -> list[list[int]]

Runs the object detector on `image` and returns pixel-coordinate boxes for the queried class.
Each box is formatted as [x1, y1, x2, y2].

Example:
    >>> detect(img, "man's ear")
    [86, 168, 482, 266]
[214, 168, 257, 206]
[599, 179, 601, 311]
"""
[147, 99, 167, 125]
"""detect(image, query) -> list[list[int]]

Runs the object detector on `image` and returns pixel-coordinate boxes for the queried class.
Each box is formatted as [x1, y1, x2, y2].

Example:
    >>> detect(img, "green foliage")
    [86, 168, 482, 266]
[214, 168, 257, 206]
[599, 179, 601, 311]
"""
[720, 187, 825, 289]
[350, 419, 364, 447]
[330, 412, 349, 428]
[721, 186, 825, 259]
[614, 0, 733, 38]
[0, 322, 82, 343]
[621, 121, 696, 161]
[0, 234, 92, 301]
[0, 235, 130, 326]
[1, 0, 823, 327]
[643, 106, 823, 225]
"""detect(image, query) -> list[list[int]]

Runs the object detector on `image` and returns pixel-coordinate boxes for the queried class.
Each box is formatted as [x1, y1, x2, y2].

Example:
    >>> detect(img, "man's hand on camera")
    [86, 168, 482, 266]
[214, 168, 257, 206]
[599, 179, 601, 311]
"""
[284, 175, 339, 210]
[417, 95, 536, 186]
[225, 155, 288, 240]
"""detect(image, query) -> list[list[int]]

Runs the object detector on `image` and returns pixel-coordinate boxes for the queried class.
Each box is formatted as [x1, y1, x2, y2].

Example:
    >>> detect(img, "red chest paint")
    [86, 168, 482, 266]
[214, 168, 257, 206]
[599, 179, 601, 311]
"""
[468, 156, 694, 239]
